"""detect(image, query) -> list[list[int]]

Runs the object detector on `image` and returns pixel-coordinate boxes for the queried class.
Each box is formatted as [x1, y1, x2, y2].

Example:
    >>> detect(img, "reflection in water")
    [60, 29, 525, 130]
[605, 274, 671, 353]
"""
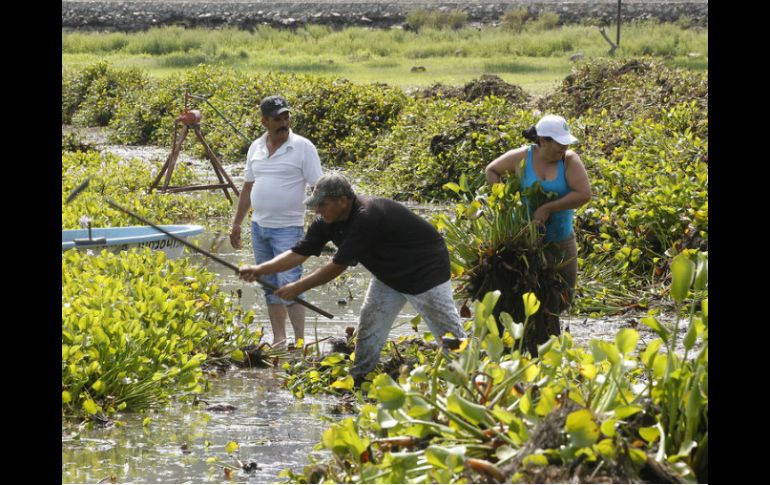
[62, 369, 346, 483]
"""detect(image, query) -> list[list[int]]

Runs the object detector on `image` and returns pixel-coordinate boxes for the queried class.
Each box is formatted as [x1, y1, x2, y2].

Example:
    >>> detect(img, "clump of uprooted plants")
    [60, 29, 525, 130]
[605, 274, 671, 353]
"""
[435, 172, 570, 355]
[537, 58, 708, 132]
[279, 251, 707, 484]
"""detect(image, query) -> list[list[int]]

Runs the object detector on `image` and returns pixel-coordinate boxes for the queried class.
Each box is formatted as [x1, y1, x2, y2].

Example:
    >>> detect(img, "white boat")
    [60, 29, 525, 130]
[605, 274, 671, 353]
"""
[62, 225, 204, 259]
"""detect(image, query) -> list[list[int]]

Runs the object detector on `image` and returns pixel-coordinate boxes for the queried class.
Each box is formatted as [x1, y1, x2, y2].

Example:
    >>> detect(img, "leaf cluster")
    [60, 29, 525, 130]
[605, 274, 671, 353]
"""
[282, 255, 707, 483]
[62, 248, 259, 420]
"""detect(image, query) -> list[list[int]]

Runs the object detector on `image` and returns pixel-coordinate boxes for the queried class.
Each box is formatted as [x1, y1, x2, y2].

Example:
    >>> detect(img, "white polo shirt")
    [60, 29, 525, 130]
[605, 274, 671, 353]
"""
[244, 129, 323, 228]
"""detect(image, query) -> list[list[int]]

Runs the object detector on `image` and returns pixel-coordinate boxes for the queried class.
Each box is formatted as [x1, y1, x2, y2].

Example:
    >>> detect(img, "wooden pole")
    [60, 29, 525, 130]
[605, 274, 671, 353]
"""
[616, 0, 621, 47]
[104, 198, 335, 320]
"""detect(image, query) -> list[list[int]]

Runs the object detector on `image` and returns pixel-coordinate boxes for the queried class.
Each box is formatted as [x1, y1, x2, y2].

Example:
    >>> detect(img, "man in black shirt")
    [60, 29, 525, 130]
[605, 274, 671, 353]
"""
[239, 173, 466, 384]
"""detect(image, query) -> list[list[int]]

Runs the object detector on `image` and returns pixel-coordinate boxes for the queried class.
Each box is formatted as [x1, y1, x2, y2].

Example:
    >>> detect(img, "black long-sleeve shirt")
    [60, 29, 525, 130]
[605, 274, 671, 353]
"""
[292, 196, 450, 294]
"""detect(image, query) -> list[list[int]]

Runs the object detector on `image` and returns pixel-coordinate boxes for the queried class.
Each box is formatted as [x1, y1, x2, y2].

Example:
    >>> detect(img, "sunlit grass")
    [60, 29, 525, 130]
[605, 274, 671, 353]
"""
[62, 22, 707, 94]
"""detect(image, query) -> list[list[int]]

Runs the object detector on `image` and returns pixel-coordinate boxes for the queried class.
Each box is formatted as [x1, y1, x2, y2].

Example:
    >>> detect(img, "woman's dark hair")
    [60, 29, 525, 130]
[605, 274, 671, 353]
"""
[522, 125, 539, 143]
[521, 125, 554, 145]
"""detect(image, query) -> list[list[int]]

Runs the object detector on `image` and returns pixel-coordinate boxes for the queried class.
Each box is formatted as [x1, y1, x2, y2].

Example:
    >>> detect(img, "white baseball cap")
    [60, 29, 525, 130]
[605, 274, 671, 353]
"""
[535, 115, 578, 145]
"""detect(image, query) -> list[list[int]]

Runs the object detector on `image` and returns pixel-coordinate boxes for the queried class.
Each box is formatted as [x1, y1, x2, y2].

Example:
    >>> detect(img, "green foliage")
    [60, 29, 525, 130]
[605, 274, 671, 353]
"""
[81, 64, 409, 165]
[529, 11, 561, 32]
[405, 9, 469, 31]
[122, 26, 204, 55]
[361, 97, 534, 200]
[62, 59, 708, 317]
[282, 251, 707, 483]
[435, 175, 569, 352]
[61, 150, 232, 229]
[62, 61, 148, 125]
[61, 131, 95, 154]
[283, 351, 354, 399]
[576, 105, 708, 288]
[500, 8, 530, 33]
[63, 24, 707, 66]
[62, 248, 260, 419]
[539, 58, 708, 127]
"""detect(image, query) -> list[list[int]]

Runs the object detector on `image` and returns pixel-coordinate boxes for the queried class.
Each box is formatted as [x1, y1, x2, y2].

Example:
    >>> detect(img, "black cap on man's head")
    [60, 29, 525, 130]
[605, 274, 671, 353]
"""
[260, 95, 290, 118]
[303, 173, 355, 208]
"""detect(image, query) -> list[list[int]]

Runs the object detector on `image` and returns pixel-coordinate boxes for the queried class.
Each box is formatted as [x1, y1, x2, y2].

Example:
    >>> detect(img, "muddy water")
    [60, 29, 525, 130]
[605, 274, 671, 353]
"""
[63, 136, 693, 483]
[62, 369, 349, 483]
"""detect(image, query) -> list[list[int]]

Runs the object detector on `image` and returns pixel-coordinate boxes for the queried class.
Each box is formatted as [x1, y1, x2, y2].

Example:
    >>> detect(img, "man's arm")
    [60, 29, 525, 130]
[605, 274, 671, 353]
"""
[274, 262, 348, 302]
[239, 249, 309, 281]
[230, 181, 254, 249]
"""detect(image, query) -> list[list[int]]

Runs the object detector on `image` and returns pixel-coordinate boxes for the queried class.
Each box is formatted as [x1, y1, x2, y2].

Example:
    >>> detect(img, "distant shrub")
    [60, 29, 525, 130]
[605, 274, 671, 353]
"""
[500, 8, 529, 32]
[124, 26, 203, 55]
[406, 9, 469, 31]
[675, 15, 694, 30]
[529, 11, 561, 31]
[62, 61, 148, 126]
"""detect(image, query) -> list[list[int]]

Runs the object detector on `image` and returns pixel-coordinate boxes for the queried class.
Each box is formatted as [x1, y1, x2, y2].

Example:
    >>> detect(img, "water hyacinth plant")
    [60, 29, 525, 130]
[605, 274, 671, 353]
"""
[435, 172, 569, 354]
[62, 150, 232, 229]
[280, 251, 707, 484]
[62, 248, 260, 420]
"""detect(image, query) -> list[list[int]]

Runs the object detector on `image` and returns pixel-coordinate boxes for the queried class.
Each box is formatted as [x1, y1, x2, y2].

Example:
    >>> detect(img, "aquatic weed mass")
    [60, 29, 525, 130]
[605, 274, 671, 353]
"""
[278, 253, 707, 483]
[62, 150, 232, 229]
[62, 59, 706, 313]
[62, 248, 259, 419]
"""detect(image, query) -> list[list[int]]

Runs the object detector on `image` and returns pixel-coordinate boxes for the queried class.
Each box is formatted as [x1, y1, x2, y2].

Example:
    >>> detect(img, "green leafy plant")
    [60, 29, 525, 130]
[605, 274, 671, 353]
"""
[62, 150, 232, 229]
[62, 248, 260, 420]
[435, 173, 568, 353]
[281, 251, 707, 483]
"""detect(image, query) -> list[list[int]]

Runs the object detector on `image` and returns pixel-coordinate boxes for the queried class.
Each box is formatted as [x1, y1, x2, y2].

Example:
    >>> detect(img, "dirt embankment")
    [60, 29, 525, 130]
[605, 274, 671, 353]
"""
[62, 0, 708, 31]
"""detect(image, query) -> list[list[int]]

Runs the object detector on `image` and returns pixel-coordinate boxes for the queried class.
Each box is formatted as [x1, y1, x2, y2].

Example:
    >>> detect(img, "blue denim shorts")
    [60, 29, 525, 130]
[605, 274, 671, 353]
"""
[251, 221, 304, 306]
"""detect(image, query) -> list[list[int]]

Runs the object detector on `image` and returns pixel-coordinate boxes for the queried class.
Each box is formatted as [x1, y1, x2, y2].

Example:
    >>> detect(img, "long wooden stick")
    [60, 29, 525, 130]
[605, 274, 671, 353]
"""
[104, 198, 334, 319]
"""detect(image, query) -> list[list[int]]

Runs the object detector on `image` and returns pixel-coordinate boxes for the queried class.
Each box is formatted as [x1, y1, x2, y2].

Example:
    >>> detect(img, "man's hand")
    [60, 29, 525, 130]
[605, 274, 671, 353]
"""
[275, 282, 301, 302]
[230, 226, 242, 249]
[238, 264, 264, 282]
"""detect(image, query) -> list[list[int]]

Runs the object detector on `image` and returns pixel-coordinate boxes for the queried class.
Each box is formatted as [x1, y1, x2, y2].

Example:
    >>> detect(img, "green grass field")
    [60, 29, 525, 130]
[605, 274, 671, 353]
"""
[62, 21, 707, 95]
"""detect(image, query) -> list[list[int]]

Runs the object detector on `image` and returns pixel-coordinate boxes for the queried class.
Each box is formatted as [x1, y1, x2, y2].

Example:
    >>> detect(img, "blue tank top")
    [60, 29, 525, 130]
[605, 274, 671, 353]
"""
[521, 145, 574, 243]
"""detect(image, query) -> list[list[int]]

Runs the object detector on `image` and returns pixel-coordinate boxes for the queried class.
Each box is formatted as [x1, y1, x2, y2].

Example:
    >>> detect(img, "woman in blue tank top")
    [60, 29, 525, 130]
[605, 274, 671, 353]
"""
[484, 114, 592, 326]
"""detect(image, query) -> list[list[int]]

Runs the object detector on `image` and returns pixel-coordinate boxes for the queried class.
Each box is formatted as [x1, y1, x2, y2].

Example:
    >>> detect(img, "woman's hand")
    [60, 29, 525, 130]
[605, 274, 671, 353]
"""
[533, 205, 551, 225]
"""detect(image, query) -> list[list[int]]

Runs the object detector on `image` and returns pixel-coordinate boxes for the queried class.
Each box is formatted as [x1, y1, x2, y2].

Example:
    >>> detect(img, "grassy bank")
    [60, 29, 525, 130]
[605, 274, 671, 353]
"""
[62, 21, 707, 94]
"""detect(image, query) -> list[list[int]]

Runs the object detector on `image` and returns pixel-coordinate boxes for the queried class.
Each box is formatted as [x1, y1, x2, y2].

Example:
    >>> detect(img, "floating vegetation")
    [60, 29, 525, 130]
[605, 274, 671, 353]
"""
[62, 150, 232, 229]
[61, 131, 96, 153]
[61, 62, 707, 315]
[281, 326, 437, 399]
[279, 252, 707, 483]
[62, 248, 260, 420]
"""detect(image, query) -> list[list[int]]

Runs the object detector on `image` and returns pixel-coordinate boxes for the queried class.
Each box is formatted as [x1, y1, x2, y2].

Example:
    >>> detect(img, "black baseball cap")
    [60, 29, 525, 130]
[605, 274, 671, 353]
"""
[260, 95, 290, 118]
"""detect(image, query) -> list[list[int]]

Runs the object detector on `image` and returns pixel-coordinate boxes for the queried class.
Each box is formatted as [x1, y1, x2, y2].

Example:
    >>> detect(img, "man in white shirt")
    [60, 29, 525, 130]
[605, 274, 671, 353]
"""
[230, 95, 323, 347]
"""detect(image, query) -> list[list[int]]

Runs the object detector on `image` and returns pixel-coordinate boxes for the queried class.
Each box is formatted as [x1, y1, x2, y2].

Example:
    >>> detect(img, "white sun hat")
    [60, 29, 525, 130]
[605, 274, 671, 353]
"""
[535, 114, 578, 145]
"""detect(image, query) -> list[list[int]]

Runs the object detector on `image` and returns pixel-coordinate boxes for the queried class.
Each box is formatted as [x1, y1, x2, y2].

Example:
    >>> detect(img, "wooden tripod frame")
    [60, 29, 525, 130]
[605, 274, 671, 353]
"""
[150, 118, 240, 204]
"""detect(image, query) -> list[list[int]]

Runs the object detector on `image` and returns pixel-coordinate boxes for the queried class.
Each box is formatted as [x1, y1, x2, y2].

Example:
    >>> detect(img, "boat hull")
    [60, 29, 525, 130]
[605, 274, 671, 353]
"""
[62, 225, 204, 259]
